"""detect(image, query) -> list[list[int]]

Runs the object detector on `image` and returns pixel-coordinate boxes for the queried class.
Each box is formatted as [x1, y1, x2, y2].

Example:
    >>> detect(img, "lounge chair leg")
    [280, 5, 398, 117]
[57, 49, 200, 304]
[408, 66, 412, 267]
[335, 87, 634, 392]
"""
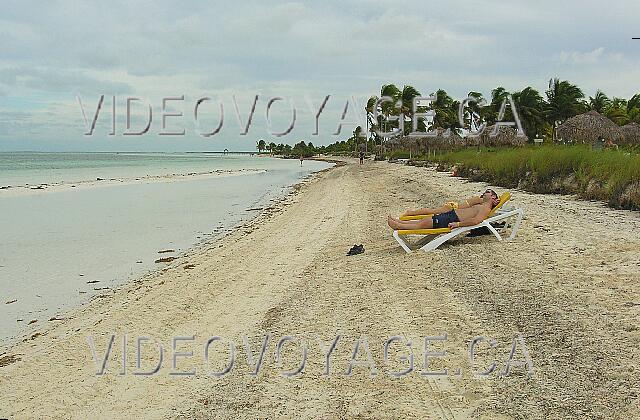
[393, 230, 413, 254]
[486, 223, 503, 241]
[420, 231, 458, 252]
[507, 209, 524, 241]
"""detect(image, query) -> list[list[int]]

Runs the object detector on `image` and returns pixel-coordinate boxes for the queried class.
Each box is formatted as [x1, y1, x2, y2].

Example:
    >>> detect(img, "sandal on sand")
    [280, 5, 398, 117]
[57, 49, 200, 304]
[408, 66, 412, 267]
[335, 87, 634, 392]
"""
[347, 244, 365, 256]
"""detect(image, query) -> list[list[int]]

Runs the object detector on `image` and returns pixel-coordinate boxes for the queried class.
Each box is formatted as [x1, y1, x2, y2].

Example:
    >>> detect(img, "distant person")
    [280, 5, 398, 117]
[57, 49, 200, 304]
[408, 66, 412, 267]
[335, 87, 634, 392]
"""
[359, 151, 364, 165]
[604, 138, 619, 150]
[593, 136, 605, 150]
[388, 189, 500, 230]
[299, 155, 303, 165]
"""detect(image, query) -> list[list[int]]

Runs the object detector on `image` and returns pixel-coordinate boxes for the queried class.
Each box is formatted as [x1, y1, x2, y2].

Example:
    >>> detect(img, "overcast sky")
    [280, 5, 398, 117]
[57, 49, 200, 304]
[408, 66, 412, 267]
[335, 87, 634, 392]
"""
[1, 0, 639, 151]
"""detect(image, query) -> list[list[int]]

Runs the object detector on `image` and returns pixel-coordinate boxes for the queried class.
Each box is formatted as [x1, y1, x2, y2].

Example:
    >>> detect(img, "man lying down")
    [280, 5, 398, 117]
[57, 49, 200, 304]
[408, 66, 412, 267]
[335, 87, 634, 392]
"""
[387, 189, 501, 230]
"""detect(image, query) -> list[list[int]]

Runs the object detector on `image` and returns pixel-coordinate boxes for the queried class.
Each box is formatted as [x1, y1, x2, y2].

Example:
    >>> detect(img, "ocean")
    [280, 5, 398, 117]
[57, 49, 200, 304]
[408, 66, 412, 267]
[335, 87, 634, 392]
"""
[0, 152, 331, 343]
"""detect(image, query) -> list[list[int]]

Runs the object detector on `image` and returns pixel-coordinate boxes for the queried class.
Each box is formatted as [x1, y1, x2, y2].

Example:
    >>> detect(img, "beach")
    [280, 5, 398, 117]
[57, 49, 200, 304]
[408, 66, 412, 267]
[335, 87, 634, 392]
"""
[1, 158, 639, 419]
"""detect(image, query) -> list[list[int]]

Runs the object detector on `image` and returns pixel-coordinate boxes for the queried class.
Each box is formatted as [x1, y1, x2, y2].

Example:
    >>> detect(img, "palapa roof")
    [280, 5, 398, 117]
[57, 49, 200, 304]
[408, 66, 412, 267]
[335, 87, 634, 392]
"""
[385, 136, 402, 147]
[556, 111, 624, 144]
[398, 128, 463, 150]
[394, 125, 526, 149]
[479, 125, 527, 146]
[620, 122, 640, 145]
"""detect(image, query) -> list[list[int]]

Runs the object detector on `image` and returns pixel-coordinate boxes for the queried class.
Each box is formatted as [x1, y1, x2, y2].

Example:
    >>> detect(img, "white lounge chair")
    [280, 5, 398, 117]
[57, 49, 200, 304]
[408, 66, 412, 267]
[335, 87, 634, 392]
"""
[392, 192, 524, 253]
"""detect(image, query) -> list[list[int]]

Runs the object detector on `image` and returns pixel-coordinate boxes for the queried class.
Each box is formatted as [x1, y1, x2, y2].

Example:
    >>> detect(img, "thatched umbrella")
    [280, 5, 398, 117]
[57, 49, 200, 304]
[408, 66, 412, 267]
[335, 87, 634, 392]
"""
[403, 129, 464, 152]
[462, 135, 481, 147]
[620, 122, 640, 145]
[556, 111, 624, 144]
[386, 137, 402, 151]
[480, 125, 526, 146]
[452, 134, 468, 148]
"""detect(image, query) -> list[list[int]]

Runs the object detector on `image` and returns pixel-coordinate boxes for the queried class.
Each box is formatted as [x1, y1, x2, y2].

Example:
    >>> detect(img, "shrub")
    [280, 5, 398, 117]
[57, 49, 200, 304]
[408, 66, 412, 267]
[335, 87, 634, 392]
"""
[428, 145, 640, 209]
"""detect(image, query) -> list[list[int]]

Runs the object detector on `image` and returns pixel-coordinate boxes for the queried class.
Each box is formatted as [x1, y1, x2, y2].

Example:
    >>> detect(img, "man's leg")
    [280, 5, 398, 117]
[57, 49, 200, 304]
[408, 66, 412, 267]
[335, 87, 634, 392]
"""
[388, 215, 433, 230]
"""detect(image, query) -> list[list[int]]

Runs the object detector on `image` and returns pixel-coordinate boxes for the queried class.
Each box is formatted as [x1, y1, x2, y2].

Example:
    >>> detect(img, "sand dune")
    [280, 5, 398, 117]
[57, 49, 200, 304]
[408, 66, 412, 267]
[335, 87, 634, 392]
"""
[1, 158, 639, 419]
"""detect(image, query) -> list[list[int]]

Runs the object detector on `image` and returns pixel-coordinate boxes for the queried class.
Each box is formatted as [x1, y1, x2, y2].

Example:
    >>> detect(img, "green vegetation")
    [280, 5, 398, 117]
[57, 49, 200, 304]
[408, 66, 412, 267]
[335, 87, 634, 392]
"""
[258, 78, 640, 158]
[255, 140, 320, 158]
[258, 78, 640, 159]
[386, 150, 412, 160]
[364, 79, 640, 210]
[291, 141, 315, 158]
[256, 126, 374, 158]
[365, 79, 640, 142]
[422, 145, 640, 209]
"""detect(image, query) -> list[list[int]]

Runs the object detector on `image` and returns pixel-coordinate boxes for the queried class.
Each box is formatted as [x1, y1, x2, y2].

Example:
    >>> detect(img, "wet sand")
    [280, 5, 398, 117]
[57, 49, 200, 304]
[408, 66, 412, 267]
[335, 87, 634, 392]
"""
[0, 168, 267, 197]
[1, 158, 639, 419]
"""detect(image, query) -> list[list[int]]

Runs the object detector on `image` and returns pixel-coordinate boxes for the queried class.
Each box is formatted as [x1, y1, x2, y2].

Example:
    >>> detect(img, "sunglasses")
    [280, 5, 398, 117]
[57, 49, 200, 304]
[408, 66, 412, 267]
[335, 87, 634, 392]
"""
[484, 189, 498, 199]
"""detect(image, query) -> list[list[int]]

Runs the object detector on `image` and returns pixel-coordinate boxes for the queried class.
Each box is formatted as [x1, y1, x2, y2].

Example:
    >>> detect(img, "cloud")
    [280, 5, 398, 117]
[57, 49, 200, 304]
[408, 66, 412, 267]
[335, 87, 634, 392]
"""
[558, 47, 624, 64]
[1, 0, 640, 150]
[0, 67, 132, 95]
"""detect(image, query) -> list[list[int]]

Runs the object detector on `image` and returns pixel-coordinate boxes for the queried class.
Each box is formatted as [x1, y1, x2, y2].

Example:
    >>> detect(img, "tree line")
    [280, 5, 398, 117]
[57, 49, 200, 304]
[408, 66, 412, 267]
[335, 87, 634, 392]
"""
[256, 128, 378, 157]
[365, 79, 640, 142]
[256, 78, 640, 154]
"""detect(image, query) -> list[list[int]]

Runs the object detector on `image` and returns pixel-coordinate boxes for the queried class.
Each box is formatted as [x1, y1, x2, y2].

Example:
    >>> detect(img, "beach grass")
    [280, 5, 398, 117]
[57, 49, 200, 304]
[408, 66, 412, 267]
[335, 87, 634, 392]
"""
[407, 145, 640, 209]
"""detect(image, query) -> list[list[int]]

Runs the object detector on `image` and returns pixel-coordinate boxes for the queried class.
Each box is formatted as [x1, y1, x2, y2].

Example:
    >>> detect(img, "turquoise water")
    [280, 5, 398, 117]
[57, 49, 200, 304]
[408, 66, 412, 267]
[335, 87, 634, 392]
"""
[0, 152, 331, 343]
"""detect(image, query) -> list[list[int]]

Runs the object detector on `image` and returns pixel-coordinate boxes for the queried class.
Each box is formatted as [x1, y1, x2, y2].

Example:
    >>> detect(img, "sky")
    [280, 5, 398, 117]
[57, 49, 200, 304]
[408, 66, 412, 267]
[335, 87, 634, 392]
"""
[0, 0, 639, 151]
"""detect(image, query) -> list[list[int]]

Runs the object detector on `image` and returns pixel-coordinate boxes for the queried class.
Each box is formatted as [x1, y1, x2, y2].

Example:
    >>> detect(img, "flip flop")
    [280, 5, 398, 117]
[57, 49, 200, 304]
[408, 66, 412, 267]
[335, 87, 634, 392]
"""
[347, 244, 365, 256]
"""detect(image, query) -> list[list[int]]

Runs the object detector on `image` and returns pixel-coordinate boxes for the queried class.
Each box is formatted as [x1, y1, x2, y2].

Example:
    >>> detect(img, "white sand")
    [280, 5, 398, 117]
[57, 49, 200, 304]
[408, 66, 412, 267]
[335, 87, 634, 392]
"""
[1, 158, 639, 419]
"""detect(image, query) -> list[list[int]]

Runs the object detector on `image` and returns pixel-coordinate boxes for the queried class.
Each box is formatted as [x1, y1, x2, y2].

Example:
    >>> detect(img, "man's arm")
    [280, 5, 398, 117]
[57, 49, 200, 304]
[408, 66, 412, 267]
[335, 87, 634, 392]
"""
[403, 196, 481, 217]
[458, 196, 483, 209]
[402, 202, 457, 217]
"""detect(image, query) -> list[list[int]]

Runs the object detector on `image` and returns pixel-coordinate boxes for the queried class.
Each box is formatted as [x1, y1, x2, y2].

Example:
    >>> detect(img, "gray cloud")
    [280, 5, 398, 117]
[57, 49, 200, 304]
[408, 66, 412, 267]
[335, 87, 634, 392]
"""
[1, 0, 639, 150]
[0, 67, 131, 95]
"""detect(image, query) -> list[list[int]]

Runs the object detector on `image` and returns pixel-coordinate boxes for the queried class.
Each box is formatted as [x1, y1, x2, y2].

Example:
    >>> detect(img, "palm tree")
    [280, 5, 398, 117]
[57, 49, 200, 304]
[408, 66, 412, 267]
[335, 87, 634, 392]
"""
[588, 90, 611, 113]
[429, 89, 460, 133]
[544, 78, 586, 140]
[400, 85, 421, 112]
[377, 84, 402, 152]
[605, 98, 630, 126]
[380, 84, 401, 134]
[399, 85, 428, 135]
[611, 97, 628, 109]
[256, 139, 266, 152]
[625, 94, 640, 124]
[487, 87, 510, 124]
[605, 107, 629, 126]
[365, 95, 379, 151]
[627, 93, 640, 112]
[512, 87, 545, 140]
[380, 84, 401, 101]
[463, 91, 486, 133]
[352, 126, 363, 151]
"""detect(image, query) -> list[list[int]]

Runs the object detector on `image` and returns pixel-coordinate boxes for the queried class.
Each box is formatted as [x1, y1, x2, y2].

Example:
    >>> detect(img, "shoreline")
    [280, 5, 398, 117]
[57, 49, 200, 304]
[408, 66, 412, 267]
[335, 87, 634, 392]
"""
[0, 162, 332, 346]
[1, 162, 332, 349]
[0, 168, 267, 197]
[1, 158, 639, 419]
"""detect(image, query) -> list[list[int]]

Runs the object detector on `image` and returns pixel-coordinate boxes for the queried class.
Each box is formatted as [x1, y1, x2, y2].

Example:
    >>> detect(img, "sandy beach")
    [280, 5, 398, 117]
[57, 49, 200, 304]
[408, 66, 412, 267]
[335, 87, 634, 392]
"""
[1, 158, 639, 419]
